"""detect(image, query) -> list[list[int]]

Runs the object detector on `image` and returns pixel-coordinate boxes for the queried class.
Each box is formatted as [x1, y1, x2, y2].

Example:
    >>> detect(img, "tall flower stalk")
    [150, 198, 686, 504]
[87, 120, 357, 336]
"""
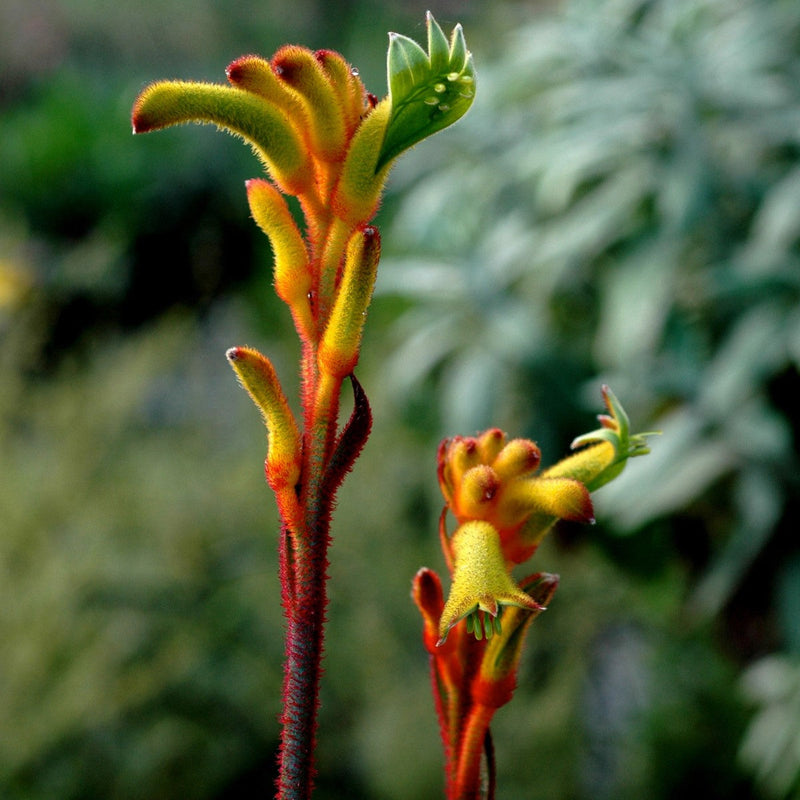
[132, 14, 474, 800]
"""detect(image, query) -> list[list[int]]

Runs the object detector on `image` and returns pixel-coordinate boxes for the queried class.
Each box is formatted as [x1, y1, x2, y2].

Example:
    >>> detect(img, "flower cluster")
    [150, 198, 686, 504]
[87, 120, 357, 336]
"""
[131, 14, 476, 513]
[414, 386, 653, 799]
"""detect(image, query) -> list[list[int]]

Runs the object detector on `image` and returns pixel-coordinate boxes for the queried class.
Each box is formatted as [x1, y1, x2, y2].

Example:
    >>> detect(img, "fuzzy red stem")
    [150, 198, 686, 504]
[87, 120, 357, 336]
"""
[276, 532, 328, 800]
[434, 634, 489, 799]
[274, 341, 342, 798]
[484, 729, 496, 800]
[273, 150, 378, 796]
[453, 704, 495, 800]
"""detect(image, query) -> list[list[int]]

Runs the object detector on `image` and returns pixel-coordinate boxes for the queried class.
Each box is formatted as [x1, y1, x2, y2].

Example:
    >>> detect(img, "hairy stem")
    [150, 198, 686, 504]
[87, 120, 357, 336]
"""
[454, 704, 494, 800]
[276, 358, 343, 800]
[484, 729, 496, 800]
[276, 533, 328, 800]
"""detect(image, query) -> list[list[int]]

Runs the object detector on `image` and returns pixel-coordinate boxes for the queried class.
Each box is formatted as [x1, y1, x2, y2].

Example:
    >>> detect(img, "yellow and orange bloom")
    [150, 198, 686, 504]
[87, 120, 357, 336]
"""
[416, 386, 654, 799]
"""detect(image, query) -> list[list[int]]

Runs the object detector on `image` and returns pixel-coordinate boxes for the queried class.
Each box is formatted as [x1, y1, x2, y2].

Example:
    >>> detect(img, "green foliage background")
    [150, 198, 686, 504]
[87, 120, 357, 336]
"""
[1, 0, 799, 798]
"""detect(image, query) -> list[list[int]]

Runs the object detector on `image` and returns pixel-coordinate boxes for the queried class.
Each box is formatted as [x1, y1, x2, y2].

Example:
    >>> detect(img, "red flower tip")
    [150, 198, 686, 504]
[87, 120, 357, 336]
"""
[531, 477, 595, 524]
[225, 61, 244, 84]
[412, 567, 444, 619]
[477, 427, 505, 461]
[225, 54, 260, 82]
[130, 103, 154, 134]
[271, 45, 309, 84]
[412, 567, 445, 653]
[314, 48, 338, 65]
[492, 438, 541, 480]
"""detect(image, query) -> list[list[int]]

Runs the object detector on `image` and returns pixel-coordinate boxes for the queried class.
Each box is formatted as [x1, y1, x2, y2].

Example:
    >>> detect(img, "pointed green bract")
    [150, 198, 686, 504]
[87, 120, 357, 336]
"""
[448, 20, 468, 69]
[568, 385, 659, 490]
[377, 12, 476, 171]
[387, 33, 429, 100]
[427, 11, 451, 75]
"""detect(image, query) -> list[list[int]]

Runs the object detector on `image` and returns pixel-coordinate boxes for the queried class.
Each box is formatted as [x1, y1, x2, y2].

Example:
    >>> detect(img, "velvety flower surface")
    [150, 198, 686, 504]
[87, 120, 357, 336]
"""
[437, 520, 544, 644]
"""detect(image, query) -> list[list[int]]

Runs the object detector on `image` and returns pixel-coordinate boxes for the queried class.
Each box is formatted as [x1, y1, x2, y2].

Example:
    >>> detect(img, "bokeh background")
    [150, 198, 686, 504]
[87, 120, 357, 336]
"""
[2, 0, 799, 798]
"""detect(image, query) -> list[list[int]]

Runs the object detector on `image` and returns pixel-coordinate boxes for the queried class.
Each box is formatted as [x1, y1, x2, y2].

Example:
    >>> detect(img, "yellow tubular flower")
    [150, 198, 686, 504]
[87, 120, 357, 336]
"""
[317, 226, 381, 378]
[245, 178, 313, 338]
[225, 346, 301, 493]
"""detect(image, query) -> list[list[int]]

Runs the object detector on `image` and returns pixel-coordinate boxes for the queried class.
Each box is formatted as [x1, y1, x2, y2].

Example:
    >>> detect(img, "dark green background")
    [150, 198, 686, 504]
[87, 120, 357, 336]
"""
[1, 1, 799, 798]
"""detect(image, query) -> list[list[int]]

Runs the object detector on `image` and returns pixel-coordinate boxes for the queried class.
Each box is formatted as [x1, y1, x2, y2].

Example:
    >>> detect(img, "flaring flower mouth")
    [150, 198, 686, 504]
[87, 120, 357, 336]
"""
[437, 520, 545, 645]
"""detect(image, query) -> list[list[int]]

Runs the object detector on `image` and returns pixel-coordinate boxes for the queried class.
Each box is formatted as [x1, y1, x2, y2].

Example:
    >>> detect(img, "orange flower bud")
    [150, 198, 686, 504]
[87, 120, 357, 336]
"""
[315, 49, 368, 137]
[475, 428, 506, 464]
[437, 437, 480, 505]
[457, 465, 500, 519]
[226, 54, 307, 123]
[491, 437, 541, 481]
[412, 567, 445, 655]
[500, 476, 594, 527]
[437, 428, 594, 563]
[245, 178, 313, 337]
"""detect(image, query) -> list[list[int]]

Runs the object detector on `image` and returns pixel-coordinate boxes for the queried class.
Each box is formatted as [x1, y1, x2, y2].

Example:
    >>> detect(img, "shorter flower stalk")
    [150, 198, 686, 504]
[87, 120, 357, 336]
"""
[414, 386, 654, 799]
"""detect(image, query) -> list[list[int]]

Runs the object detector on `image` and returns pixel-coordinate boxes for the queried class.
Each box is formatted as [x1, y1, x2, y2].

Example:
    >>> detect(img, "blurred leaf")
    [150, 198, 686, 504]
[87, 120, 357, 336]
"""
[777, 556, 800, 656]
[699, 303, 790, 418]
[740, 655, 800, 799]
[749, 165, 800, 259]
[593, 407, 735, 531]
[689, 467, 783, 620]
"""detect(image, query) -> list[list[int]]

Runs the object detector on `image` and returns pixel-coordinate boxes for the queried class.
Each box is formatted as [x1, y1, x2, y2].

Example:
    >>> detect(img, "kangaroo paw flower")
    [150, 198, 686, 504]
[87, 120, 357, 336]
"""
[132, 81, 313, 195]
[226, 346, 301, 493]
[134, 16, 477, 800]
[437, 427, 595, 565]
[318, 226, 381, 378]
